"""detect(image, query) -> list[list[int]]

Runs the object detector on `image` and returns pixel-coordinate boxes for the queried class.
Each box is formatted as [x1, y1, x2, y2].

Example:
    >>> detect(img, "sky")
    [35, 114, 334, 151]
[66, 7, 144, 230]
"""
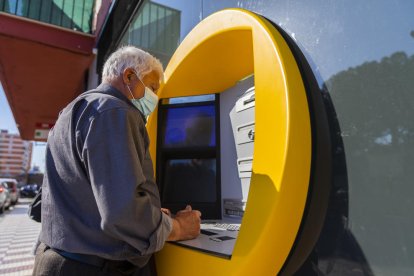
[0, 83, 46, 172]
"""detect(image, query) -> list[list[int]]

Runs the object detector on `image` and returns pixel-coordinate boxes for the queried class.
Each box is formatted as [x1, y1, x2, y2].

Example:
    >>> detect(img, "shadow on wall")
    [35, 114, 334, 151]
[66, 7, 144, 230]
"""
[311, 87, 373, 276]
[315, 52, 414, 275]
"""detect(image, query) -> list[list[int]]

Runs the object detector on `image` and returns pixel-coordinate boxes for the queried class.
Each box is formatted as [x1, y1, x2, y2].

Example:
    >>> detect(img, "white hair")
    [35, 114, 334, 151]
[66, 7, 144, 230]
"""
[102, 45, 164, 83]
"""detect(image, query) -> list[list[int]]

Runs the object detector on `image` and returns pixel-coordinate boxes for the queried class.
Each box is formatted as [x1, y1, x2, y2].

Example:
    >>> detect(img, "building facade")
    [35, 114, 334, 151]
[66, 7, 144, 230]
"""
[0, 130, 33, 177]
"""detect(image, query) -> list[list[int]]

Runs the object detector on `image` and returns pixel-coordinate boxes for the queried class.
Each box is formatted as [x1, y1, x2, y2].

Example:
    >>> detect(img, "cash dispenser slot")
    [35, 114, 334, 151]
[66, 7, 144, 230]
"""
[236, 122, 255, 145]
[235, 87, 255, 112]
[237, 157, 253, 178]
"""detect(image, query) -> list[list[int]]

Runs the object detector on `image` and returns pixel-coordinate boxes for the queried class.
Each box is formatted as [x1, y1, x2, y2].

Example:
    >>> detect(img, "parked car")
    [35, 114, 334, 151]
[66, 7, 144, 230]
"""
[20, 184, 40, 198]
[0, 183, 12, 213]
[0, 178, 19, 205]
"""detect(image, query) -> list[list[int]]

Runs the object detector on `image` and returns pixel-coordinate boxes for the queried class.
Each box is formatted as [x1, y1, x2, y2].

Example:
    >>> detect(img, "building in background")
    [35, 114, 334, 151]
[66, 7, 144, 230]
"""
[26, 165, 44, 187]
[0, 129, 33, 177]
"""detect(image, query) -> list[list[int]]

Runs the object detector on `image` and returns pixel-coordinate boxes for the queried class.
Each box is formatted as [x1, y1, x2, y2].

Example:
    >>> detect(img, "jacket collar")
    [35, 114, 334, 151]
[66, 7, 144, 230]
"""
[94, 83, 147, 123]
[96, 83, 131, 105]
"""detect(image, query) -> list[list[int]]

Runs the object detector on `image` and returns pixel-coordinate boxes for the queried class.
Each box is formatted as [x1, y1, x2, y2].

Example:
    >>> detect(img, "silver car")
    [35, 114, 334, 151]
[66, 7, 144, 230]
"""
[0, 178, 19, 205]
[0, 184, 11, 214]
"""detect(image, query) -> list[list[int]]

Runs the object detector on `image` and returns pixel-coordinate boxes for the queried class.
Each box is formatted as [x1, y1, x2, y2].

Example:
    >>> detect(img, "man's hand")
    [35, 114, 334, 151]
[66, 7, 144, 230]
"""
[167, 205, 201, 241]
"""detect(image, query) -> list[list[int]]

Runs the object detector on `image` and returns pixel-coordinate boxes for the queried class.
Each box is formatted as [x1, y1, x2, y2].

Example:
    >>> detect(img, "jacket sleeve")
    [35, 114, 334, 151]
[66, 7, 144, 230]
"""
[81, 107, 172, 255]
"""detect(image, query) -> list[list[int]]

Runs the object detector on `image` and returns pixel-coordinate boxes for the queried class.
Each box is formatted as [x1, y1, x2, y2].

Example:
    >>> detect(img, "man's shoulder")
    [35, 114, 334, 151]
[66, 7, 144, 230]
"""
[76, 89, 146, 129]
[79, 90, 131, 114]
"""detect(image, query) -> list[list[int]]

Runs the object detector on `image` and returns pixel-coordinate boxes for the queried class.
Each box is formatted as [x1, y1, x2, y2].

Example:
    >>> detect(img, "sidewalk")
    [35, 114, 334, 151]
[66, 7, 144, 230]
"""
[0, 198, 41, 276]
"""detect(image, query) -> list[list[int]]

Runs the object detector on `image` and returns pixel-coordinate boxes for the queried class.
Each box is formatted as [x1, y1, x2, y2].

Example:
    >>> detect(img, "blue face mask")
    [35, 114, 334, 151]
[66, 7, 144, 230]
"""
[126, 72, 158, 117]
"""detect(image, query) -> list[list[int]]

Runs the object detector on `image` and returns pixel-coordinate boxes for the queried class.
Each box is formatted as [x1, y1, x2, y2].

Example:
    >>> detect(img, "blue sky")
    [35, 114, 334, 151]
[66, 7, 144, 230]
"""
[0, 83, 46, 172]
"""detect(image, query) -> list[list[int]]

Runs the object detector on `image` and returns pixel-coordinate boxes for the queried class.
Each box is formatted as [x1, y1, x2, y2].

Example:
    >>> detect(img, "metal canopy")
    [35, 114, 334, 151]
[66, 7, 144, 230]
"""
[0, 13, 95, 140]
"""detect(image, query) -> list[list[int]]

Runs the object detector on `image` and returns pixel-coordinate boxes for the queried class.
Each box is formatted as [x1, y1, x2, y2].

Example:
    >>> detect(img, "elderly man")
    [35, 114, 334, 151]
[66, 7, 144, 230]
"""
[33, 46, 201, 276]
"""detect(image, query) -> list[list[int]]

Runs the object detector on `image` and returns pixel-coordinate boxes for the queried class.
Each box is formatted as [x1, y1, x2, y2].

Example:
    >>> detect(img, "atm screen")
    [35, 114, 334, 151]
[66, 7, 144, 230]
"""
[162, 158, 217, 203]
[157, 97, 221, 219]
[163, 105, 216, 148]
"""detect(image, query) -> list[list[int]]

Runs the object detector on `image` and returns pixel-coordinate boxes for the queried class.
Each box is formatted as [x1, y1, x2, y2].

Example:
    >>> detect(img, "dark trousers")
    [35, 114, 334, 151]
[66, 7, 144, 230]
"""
[32, 244, 156, 276]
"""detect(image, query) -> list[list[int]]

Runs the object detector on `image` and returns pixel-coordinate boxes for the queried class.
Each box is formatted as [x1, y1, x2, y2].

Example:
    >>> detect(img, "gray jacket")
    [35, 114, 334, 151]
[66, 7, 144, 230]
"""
[39, 83, 172, 267]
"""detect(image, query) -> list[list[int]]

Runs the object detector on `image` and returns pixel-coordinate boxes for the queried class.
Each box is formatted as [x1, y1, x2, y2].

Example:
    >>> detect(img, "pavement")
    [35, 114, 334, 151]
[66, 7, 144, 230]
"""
[0, 198, 41, 276]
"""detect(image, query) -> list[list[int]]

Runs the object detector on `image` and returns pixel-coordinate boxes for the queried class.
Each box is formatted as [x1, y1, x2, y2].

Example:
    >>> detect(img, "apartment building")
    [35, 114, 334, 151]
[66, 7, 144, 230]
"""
[0, 130, 33, 177]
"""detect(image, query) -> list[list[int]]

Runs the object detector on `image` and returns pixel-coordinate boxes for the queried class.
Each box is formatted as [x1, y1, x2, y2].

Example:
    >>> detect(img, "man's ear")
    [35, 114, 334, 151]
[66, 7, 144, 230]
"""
[122, 68, 134, 84]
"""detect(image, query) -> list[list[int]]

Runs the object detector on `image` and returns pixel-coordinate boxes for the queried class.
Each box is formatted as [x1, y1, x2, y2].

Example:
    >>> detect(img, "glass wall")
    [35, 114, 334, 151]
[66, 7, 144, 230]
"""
[118, 1, 414, 274]
[0, 0, 94, 33]
[119, 1, 183, 66]
[118, 0, 205, 67]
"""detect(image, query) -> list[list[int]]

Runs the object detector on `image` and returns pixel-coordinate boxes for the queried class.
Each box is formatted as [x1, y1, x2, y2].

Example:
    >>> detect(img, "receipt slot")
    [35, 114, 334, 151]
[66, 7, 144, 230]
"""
[146, 8, 331, 276]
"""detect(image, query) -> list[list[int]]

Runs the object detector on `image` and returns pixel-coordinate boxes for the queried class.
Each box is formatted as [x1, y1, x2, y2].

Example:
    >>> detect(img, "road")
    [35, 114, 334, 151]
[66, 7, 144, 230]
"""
[0, 198, 41, 275]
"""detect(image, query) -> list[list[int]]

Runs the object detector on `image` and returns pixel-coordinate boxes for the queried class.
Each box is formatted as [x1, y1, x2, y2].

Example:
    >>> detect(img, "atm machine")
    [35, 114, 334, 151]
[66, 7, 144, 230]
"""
[226, 78, 255, 217]
[155, 76, 256, 258]
[146, 8, 332, 276]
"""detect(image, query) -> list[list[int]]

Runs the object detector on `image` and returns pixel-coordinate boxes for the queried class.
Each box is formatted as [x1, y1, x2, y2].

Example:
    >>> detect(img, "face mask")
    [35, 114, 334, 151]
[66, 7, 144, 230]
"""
[126, 72, 159, 116]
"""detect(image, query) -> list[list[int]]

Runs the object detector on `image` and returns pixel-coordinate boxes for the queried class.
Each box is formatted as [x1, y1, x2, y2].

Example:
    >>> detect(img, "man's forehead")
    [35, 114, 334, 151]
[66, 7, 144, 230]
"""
[143, 70, 161, 91]
[144, 70, 161, 82]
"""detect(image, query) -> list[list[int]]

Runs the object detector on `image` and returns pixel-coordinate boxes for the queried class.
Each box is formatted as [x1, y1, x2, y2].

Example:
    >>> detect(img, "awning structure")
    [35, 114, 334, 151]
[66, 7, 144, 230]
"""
[0, 12, 95, 140]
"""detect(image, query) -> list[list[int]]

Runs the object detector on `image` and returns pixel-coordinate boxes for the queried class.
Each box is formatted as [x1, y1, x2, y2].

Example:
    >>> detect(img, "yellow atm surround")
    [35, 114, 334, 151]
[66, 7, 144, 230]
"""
[147, 9, 314, 276]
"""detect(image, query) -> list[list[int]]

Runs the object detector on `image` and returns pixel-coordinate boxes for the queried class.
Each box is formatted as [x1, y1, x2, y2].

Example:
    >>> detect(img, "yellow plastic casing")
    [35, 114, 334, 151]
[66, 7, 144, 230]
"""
[146, 8, 311, 276]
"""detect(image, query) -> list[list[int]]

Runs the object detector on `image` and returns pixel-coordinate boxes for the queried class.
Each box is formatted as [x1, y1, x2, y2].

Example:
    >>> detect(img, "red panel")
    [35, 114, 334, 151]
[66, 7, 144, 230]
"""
[0, 13, 96, 140]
